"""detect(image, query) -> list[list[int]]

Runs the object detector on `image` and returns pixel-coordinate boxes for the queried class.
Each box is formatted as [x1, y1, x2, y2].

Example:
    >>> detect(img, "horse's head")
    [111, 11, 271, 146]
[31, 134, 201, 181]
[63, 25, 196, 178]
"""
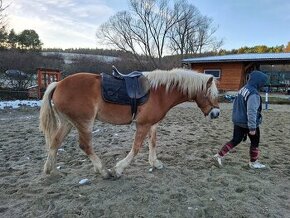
[195, 77, 220, 119]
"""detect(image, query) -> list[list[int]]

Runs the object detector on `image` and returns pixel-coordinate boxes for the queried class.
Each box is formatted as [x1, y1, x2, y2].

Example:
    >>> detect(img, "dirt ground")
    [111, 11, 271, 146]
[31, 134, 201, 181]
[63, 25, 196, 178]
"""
[0, 103, 289, 218]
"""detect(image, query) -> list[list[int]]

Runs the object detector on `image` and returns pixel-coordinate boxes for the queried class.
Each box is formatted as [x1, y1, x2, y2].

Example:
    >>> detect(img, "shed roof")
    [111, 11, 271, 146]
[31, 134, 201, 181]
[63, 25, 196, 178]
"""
[182, 53, 290, 64]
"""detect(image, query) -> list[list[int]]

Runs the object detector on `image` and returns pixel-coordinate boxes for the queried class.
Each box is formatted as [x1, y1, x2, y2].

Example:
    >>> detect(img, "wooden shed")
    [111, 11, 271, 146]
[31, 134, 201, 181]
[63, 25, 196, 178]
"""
[27, 68, 61, 99]
[182, 53, 290, 91]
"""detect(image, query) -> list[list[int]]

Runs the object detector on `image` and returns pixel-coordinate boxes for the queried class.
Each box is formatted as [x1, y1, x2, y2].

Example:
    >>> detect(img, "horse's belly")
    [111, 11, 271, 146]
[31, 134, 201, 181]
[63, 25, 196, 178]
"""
[95, 103, 133, 125]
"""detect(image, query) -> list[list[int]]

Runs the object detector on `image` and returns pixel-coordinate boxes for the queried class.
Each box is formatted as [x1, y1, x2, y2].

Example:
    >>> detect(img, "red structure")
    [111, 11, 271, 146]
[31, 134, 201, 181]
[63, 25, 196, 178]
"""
[28, 68, 61, 99]
[37, 68, 61, 98]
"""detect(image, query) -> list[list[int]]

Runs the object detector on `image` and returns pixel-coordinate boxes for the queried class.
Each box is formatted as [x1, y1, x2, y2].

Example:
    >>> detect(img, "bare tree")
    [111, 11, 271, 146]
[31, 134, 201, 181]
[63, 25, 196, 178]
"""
[0, 0, 9, 49]
[98, 11, 146, 67]
[97, 0, 222, 68]
[98, 0, 184, 68]
[168, 1, 223, 56]
[168, 3, 201, 56]
[195, 16, 223, 54]
[0, 0, 8, 29]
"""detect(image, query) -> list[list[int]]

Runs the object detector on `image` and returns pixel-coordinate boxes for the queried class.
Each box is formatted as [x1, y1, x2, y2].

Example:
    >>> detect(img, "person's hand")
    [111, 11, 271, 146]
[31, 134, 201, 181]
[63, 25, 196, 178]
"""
[249, 130, 256, 135]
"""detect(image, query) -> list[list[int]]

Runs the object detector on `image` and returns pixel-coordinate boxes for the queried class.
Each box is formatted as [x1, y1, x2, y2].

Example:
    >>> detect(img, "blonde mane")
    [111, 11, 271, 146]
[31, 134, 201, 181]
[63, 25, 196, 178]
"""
[143, 68, 219, 99]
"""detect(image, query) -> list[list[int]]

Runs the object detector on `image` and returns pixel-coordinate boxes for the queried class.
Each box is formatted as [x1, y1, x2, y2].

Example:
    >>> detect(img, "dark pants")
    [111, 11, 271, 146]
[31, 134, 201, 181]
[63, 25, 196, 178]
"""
[231, 125, 260, 148]
[218, 125, 261, 161]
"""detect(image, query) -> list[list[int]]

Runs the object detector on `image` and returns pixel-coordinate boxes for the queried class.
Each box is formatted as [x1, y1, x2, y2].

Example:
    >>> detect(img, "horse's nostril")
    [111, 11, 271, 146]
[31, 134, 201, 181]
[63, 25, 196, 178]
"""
[210, 110, 220, 119]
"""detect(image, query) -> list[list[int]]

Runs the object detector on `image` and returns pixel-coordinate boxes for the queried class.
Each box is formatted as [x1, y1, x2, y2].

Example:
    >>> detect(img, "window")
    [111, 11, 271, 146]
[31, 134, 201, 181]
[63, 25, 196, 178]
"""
[204, 69, 221, 78]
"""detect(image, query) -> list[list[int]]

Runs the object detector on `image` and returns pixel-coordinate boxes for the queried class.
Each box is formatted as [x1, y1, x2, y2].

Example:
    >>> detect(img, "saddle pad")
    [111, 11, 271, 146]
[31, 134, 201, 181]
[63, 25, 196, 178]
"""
[101, 73, 149, 105]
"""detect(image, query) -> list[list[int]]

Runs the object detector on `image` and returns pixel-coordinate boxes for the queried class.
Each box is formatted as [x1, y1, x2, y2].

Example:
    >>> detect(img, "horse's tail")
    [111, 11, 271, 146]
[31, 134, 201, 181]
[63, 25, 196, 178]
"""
[39, 82, 58, 149]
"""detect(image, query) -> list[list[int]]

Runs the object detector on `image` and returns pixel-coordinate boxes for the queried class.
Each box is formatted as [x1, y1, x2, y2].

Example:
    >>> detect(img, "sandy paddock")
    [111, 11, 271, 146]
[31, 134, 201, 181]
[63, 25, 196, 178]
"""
[0, 103, 289, 217]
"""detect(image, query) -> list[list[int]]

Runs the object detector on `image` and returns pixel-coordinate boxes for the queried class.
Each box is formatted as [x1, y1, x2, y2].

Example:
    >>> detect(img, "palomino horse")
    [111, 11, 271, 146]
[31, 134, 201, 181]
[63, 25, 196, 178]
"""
[39, 68, 220, 179]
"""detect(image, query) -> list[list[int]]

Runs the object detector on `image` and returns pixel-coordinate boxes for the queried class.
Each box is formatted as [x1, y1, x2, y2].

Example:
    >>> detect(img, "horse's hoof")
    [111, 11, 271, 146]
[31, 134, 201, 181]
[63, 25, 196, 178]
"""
[43, 170, 51, 175]
[103, 168, 122, 180]
[101, 169, 113, 180]
[43, 166, 52, 174]
[153, 160, 164, 170]
[100, 169, 118, 180]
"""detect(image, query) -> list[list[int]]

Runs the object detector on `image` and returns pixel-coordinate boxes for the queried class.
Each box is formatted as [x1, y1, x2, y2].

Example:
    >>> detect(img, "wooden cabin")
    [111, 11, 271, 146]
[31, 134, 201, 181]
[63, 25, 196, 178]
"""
[182, 53, 290, 92]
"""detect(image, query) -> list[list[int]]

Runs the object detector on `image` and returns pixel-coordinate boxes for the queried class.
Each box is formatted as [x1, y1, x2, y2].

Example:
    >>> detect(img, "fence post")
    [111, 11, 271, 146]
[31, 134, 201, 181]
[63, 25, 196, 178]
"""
[265, 87, 269, 110]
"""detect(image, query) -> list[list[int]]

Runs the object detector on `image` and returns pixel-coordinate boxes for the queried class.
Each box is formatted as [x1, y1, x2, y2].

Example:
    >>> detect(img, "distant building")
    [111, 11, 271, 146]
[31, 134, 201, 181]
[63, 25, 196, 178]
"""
[182, 53, 290, 92]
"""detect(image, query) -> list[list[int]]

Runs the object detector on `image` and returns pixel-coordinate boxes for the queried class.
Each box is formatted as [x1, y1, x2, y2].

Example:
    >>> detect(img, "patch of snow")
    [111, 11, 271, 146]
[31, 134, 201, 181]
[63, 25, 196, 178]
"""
[42, 52, 120, 64]
[0, 100, 41, 109]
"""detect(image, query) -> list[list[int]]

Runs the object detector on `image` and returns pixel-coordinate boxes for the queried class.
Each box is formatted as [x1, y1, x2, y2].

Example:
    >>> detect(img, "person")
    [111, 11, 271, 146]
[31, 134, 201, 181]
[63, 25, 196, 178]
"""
[214, 70, 268, 169]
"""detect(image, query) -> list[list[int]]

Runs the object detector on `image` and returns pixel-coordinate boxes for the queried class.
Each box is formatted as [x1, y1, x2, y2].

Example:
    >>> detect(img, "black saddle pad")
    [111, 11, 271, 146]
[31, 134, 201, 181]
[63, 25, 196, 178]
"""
[101, 73, 149, 105]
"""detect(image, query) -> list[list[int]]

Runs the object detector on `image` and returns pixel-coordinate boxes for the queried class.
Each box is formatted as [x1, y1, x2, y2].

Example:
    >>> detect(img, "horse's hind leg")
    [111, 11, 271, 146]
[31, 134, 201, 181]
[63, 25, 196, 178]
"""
[44, 121, 72, 174]
[77, 126, 110, 179]
[148, 124, 163, 169]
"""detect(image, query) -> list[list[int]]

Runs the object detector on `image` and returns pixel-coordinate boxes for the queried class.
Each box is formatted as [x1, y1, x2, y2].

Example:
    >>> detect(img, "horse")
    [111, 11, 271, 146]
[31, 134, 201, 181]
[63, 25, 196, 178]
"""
[39, 68, 220, 179]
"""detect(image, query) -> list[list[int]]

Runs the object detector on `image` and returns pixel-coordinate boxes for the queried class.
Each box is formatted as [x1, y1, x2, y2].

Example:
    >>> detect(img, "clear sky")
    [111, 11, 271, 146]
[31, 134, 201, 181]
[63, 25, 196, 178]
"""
[5, 0, 290, 50]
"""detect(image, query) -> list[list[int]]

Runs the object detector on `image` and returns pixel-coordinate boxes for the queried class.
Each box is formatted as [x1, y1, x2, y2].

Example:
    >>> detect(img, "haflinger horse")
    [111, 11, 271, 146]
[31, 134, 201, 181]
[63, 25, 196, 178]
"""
[39, 68, 220, 179]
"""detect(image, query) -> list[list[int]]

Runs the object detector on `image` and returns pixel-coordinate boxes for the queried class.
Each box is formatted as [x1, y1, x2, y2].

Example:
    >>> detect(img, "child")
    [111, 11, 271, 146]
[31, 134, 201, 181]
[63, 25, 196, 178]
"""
[214, 70, 268, 169]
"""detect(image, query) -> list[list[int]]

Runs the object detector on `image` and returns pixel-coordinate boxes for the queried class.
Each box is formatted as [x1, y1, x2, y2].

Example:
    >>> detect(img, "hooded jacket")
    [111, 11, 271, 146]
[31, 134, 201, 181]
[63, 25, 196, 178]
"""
[232, 71, 268, 130]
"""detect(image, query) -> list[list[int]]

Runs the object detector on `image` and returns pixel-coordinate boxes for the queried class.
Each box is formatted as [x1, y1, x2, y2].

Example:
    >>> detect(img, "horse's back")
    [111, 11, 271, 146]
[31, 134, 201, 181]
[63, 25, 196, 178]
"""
[52, 73, 102, 119]
[52, 72, 133, 124]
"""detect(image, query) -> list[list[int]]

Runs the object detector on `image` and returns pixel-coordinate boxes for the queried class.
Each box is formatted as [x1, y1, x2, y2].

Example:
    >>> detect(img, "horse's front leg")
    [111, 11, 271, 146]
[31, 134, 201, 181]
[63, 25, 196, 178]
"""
[148, 124, 164, 169]
[112, 124, 151, 178]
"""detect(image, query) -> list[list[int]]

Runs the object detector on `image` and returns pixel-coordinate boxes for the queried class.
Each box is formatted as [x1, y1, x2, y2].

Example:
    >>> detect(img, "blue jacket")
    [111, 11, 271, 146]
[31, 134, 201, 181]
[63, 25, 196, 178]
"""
[232, 71, 268, 130]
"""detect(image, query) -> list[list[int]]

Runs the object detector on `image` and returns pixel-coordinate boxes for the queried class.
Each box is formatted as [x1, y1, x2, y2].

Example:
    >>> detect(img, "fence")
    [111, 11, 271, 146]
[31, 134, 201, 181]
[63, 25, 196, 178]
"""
[0, 89, 31, 100]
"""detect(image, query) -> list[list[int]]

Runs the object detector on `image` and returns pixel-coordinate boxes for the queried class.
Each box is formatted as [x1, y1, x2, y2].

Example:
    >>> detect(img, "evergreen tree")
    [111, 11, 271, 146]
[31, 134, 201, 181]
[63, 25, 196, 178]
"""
[18, 29, 42, 50]
[0, 26, 7, 49]
[8, 29, 18, 48]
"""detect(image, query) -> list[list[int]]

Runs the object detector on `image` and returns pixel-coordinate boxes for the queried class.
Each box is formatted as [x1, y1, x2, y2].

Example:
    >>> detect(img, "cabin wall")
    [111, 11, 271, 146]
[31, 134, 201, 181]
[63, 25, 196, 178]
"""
[190, 62, 244, 91]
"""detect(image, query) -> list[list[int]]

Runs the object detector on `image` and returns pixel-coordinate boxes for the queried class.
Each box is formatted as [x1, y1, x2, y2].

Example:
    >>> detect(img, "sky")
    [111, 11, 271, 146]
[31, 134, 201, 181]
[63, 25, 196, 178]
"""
[4, 0, 290, 51]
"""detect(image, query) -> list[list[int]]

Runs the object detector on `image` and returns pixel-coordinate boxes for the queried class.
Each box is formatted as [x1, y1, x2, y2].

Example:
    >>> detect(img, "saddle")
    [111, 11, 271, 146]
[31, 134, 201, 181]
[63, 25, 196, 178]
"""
[101, 66, 150, 119]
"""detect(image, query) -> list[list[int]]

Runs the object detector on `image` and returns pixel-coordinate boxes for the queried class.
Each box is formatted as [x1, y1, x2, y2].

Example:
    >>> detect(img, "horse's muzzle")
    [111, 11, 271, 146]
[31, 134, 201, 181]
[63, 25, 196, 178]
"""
[209, 108, 220, 119]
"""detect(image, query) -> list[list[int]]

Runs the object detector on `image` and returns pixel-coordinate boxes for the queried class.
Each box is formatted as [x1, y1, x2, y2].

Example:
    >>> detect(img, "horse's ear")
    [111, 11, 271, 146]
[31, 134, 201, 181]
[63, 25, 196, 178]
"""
[206, 76, 213, 90]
